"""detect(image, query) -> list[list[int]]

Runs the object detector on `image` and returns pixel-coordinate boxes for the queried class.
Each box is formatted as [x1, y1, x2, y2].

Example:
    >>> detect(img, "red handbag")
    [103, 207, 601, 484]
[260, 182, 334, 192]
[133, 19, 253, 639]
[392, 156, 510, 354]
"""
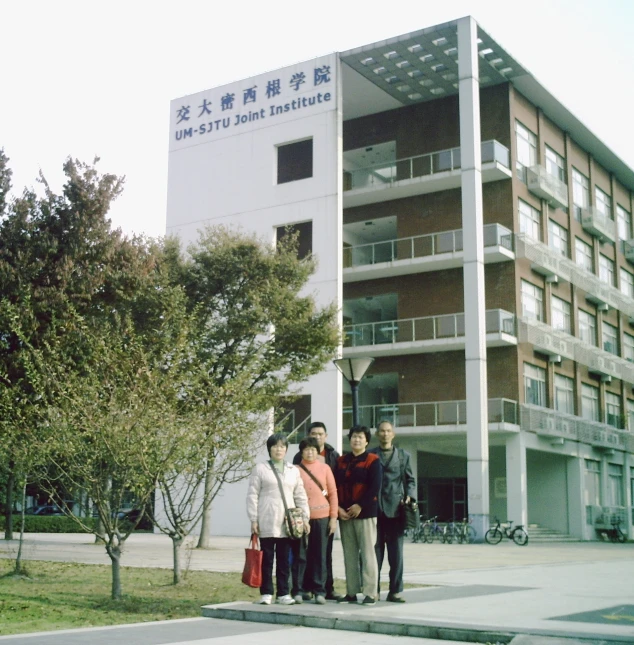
[241, 533, 263, 588]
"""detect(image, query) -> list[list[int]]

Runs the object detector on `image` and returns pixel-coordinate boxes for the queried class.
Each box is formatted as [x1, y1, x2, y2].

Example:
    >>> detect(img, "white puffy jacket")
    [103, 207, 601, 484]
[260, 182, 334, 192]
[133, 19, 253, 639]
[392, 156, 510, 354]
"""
[246, 461, 309, 538]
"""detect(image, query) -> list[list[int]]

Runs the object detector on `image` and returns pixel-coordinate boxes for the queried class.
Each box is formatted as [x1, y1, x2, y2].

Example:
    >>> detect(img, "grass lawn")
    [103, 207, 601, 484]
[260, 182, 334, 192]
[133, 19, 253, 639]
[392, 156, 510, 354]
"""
[0, 559, 260, 636]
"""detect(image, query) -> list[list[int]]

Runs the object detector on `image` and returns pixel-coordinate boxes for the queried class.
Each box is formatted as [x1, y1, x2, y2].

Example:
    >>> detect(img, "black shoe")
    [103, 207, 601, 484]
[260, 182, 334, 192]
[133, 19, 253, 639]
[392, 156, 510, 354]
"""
[386, 593, 406, 603]
[325, 592, 344, 601]
[337, 594, 358, 603]
[362, 595, 377, 605]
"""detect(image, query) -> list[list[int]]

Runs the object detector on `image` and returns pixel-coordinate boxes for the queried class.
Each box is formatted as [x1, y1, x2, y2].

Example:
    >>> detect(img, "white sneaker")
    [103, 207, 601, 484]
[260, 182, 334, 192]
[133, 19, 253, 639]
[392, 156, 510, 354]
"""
[276, 594, 296, 605]
[258, 594, 272, 605]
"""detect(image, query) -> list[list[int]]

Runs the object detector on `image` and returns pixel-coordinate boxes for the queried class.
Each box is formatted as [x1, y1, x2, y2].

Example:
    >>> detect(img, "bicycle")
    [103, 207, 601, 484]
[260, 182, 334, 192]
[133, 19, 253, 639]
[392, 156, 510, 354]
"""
[410, 515, 426, 543]
[443, 519, 459, 544]
[422, 516, 447, 543]
[607, 518, 627, 543]
[456, 517, 477, 544]
[485, 518, 528, 546]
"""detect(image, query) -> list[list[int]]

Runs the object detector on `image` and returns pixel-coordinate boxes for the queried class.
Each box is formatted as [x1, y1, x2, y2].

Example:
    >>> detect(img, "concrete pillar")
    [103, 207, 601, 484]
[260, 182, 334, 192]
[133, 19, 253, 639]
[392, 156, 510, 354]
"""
[623, 452, 632, 539]
[505, 433, 527, 527]
[566, 455, 586, 539]
[458, 17, 489, 541]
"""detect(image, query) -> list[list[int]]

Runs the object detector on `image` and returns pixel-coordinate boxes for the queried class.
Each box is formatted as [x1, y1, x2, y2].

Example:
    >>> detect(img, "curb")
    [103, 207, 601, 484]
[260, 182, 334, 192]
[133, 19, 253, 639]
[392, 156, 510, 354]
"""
[201, 603, 634, 645]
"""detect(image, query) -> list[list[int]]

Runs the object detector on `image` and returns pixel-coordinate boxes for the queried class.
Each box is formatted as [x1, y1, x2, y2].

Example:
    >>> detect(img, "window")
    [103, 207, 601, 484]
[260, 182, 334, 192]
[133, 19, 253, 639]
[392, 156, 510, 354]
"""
[578, 310, 597, 346]
[623, 333, 634, 363]
[521, 280, 544, 321]
[599, 254, 615, 286]
[572, 168, 589, 221]
[602, 322, 618, 355]
[276, 221, 313, 260]
[575, 237, 593, 273]
[605, 392, 622, 429]
[524, 363, 546, 406]
[519, 199, 541, 240]
[607, 464, 623, 506]
[581, 383, 599, 421]
[551, 296, 571, 333]
[584, 459, 601, 507]
[617, 204, 632, 242]
[595, 187, 612, 220]
[545, 146, 566, 183]
[627, 400, 634, 431]
[277, 138, 313, 184]
[620, 268, 634, 299]
[548, 220, 568, 257]
[554, 374, 574, 415]
[515, 121, 537, 181]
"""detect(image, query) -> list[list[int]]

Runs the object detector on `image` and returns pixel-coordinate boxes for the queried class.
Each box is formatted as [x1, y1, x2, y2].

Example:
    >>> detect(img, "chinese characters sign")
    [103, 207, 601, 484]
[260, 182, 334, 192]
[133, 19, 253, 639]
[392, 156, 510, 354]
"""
[170, 55, 336, 149]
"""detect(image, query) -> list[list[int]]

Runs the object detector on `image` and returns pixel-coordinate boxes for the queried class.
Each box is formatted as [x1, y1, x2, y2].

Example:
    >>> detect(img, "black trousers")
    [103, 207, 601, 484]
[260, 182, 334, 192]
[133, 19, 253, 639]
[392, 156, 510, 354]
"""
[292, 517, 328, 596]
[260, 537, 292, 597]
[304, 529, 336, 594]
[375, 514, 404, 594]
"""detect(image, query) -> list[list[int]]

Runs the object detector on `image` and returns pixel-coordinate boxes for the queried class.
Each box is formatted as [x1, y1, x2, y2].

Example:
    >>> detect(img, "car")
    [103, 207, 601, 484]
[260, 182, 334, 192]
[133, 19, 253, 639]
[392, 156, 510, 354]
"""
[24, 505, 65, 516]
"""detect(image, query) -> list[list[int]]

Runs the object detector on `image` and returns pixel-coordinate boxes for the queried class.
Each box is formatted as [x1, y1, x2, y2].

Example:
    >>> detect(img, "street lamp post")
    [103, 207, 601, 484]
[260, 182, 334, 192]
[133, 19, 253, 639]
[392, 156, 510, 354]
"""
[333, 357, 375, 427]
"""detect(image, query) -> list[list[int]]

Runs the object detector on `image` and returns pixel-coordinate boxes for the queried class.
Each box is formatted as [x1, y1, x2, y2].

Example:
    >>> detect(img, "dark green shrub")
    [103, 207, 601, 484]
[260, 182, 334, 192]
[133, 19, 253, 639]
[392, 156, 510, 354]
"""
[0, 515, 98, 533]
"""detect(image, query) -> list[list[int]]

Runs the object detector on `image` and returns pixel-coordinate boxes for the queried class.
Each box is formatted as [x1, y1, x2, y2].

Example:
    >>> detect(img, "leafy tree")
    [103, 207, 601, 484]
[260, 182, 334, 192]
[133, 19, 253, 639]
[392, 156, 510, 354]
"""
[164, 227, 339, 547]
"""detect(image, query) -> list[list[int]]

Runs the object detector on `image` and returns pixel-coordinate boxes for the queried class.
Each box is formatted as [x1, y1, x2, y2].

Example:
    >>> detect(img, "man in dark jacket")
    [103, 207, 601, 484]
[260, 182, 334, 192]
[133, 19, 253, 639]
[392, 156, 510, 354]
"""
[370, 420, 416, 603]
[334, 425, 382, 605]
[293, 421, 341, 600]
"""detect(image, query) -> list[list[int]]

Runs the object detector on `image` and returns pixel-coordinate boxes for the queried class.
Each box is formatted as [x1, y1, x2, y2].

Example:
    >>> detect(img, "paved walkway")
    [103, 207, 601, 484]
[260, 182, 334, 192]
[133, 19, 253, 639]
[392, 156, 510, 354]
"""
[1, 532, 633, 644]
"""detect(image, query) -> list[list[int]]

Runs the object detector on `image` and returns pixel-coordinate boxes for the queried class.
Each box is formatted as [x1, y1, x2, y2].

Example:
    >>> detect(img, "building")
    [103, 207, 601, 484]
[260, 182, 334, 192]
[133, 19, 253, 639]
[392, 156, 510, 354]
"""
[166, 16, 634, 540]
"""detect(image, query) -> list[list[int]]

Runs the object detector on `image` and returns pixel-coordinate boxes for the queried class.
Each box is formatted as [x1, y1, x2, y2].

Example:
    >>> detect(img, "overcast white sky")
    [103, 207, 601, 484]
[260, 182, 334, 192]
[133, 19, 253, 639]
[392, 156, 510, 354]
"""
[2, 0, 633, 239]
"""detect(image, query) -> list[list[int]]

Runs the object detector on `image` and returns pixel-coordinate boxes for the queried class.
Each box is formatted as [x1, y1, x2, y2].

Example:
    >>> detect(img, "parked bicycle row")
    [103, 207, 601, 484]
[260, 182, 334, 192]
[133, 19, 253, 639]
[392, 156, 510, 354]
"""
[408, 516, 529, 545]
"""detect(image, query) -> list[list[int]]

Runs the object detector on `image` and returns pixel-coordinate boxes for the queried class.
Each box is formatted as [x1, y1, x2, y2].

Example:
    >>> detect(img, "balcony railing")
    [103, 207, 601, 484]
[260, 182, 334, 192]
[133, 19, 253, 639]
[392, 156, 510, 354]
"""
[581, 206, 616, 243]
[342, 398, 518, 429]
[343, 140, 510, 191]
[520, 404, 631, 450]
[518, 317, 634, 385]
[343, 223, 513, 269]
[343, 309, 515, 348]
[515, 234, 634, 319]
[526, 165, 568, 209]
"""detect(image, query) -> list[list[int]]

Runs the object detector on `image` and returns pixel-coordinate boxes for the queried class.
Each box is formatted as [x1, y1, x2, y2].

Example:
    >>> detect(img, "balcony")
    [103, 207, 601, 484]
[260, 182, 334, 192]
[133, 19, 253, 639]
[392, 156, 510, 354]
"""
[343, 309, 516, 357]
[581, 206, 616, 244]
[515, 234, 634, 319]
[342, 140, 511, 208]
[343, 223, 514, 282]
[526, 165, 568, 210]
[518, 316, 634, 385]
[521, 405, 630, 451]
[343, 398, 518, 431]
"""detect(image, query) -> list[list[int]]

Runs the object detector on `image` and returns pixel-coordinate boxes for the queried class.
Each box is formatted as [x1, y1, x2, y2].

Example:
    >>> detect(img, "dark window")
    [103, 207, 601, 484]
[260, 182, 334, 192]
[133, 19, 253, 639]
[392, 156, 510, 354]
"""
[277, 139, 313, 184]
[276, 221, 312, 260]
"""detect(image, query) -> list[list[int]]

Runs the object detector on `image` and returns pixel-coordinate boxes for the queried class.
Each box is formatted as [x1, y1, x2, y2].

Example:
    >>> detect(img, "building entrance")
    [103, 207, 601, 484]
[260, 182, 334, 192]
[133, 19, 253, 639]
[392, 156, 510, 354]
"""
[418, 477, 467, 522]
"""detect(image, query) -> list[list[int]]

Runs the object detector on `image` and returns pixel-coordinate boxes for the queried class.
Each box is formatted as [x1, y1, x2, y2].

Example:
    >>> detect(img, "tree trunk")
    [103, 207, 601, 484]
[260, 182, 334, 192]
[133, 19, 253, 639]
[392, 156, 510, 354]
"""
[4, 465, 15, 540]
[95, 516, 106, 544]
[14, 480, 27, 575]
[106, 541, 122, 600]
[196, 460, 214, 549]
[171, 534, 183, 584]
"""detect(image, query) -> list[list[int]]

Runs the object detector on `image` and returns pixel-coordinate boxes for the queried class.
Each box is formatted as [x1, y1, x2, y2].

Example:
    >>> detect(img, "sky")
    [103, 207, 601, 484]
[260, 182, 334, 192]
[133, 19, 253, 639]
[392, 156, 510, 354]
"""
[2, 0, 633, 240]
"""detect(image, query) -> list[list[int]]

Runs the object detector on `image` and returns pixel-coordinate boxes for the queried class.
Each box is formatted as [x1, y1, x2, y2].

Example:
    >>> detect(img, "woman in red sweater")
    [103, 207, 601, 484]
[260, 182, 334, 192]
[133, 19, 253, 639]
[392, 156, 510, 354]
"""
[291, 436, 338, 604]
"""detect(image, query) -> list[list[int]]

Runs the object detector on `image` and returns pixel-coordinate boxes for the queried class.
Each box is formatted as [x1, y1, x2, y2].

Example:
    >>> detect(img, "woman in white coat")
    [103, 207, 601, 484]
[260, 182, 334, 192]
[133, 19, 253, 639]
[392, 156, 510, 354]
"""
[246, 432, 309, 605]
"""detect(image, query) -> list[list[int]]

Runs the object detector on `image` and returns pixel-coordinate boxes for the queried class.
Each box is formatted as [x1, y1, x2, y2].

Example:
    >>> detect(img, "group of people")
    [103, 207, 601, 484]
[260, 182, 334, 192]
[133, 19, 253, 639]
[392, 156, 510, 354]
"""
[245, 420, 416, 606]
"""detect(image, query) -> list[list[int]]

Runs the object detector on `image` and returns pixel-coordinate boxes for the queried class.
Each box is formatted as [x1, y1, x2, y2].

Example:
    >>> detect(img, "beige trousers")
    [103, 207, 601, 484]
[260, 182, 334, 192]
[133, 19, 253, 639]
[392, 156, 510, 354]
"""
[339, 517, 378, 598]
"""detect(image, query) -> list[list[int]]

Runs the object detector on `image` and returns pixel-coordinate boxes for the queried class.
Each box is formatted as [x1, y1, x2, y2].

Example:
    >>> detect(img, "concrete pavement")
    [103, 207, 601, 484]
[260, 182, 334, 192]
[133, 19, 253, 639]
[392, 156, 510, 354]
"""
[1, 532, 633, 644]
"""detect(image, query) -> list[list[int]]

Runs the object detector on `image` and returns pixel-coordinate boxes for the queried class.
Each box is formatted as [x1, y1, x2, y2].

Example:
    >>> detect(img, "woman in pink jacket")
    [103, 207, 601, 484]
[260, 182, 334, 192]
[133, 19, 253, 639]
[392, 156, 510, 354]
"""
[291, 436, 338, 604]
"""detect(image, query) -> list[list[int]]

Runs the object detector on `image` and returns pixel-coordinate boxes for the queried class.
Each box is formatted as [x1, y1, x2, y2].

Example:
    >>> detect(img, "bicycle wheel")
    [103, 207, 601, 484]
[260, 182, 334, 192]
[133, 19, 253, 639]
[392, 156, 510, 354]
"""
[512, 528, 528, 546]
[485, 528, 503, 544]
[616, 530, 626, 544]
[423, 524, 434, 543]
[463, 525, 476, 544]
[442, 526, 453, 544]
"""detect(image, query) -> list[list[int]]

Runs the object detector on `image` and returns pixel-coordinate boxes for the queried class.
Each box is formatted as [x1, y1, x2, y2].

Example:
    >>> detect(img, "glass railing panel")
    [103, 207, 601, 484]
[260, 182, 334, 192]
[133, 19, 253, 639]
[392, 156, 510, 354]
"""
[412, 234, 435, 258]
[411, 154, 432, 178]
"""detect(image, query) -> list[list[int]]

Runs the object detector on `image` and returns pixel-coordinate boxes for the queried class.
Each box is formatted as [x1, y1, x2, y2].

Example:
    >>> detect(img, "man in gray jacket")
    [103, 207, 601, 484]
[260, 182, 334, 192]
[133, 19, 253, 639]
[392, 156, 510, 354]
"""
[370, 420, 416, 603]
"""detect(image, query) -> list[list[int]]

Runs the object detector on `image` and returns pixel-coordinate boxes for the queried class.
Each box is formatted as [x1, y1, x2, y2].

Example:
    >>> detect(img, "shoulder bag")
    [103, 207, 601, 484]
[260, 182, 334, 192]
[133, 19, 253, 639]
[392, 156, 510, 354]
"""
[269, 461, 306, 539]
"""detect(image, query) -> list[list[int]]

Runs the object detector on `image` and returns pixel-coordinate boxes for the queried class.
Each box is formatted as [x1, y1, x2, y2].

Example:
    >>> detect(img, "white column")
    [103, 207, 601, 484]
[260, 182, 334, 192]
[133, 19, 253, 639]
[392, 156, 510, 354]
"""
[505, 433, 527, 527]
[458, 16, 490, 540]
[623, 452, 632, 539]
